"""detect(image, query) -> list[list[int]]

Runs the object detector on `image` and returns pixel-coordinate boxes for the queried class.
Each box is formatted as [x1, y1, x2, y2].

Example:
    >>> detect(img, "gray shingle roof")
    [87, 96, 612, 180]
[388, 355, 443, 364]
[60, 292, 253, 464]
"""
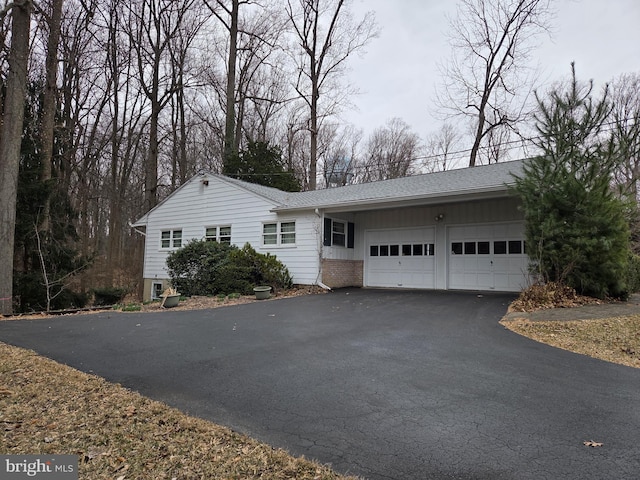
[219, 160, 524, 212]
[214, 174, 293, 204]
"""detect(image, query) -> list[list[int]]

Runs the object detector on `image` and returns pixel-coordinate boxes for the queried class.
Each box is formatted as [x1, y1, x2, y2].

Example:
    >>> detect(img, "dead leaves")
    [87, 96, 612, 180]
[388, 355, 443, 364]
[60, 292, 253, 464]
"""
[510, 282, 601, 312]
[621, 346, 637, 357]
[2, 420, 21, 431]
[583, 440, 604, 448]
[0, 342, 356, 480]
[123, 405, 137, 417]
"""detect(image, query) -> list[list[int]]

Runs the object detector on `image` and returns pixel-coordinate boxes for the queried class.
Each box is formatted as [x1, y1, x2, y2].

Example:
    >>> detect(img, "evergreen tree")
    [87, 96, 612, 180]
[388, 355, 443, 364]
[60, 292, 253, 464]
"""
[512, 64, 631, 299]
[13, 81, 90, 312]
[223, 140, 301, 192]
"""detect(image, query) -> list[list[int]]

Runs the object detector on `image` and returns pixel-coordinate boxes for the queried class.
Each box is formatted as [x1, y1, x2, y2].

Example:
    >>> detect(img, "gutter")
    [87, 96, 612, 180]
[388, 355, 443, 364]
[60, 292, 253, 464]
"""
[129, 222, 147, 237]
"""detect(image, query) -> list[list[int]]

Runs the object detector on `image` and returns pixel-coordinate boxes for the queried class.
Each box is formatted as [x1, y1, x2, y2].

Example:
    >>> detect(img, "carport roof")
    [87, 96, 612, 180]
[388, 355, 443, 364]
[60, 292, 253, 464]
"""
[217, 159, 524, 212]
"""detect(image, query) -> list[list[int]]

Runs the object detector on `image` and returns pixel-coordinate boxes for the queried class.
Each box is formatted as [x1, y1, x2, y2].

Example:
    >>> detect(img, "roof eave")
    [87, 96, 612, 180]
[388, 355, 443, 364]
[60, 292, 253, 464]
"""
[272, 185, 514, 213]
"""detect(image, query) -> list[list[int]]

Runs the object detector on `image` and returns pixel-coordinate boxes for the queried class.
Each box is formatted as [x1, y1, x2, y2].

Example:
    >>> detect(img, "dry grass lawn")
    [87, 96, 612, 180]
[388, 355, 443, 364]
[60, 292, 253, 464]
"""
[0, 341, 357, 479]
[501, 314, 640, 369]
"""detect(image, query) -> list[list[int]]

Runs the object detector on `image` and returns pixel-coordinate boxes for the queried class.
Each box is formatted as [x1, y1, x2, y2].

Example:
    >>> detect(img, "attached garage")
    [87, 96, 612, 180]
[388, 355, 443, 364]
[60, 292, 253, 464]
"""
[365, 228, 435, 288]
[133, 160, 530, 299]
[448, 223, 529, 292]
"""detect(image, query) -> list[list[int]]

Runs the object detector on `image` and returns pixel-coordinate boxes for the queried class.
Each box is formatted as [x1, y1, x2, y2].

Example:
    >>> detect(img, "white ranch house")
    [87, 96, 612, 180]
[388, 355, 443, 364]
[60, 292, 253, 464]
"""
[133, 160, 531, 302]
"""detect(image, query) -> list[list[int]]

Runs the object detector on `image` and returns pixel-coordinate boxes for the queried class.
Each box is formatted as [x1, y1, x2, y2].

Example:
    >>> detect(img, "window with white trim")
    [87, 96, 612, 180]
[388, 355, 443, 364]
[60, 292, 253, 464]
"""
[332, 221, 346, 247]
[161, 229, 182, 249]
[323, 218, 354, 248]
[281, 222, 296, 244]
[205, 226, 231, 244]
[263, 221, 296, 246]
[152, 282, 164, 300]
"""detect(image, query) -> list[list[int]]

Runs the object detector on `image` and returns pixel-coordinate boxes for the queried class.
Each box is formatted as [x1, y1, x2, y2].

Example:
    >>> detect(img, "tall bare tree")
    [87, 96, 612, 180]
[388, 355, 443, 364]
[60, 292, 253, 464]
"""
[437, 0, 551, 166]
[204, 0, 244, 164]
[0, 0, 33, 315]
[610, 72, 640, 199]
[98, 0, 149, 284]
[234, 7, 289, 148]
[39, 0, 64, 233]
[286, 0, 376, 190]
[423, 123, 462, 172]
[125, 0, 196, 213]
[357, 118, 420, 183]
[322, 124, 361, 186]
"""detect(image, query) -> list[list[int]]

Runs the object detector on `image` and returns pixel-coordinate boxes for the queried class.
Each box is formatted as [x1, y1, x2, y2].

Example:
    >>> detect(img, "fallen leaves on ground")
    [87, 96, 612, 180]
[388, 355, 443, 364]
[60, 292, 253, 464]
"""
[583, 441, 604, 447]
[509, 282, 601, 312]
[0, 342, 357, 480]
[501, 315, 640, 369]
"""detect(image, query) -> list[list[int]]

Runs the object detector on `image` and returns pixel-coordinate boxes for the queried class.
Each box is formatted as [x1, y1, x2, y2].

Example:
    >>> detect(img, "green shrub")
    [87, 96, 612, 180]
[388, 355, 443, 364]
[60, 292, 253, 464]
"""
[93, 287, 128, 306]
[166, 241, 293, 297]
[230, 244, 293, 292]
[625, 253, 640, 294]
[13, 271, 89, 313]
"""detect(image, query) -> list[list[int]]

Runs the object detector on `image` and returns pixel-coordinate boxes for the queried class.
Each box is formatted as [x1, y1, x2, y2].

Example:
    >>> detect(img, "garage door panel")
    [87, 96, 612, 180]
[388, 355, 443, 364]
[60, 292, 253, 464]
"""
[448, 223, 529, 292]
[366, 228, 435, 289]
[475, 225, 494, 238]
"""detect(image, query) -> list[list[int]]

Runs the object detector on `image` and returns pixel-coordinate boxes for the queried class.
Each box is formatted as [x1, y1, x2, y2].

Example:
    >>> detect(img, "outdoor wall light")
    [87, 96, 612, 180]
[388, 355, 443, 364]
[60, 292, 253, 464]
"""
[435, 213, 445, 222]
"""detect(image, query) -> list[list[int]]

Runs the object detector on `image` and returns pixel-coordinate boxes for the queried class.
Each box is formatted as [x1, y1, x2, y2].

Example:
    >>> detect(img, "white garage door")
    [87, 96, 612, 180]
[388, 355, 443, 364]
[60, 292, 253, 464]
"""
[448, 223, 529, 292]
[365, 228, 435, 288]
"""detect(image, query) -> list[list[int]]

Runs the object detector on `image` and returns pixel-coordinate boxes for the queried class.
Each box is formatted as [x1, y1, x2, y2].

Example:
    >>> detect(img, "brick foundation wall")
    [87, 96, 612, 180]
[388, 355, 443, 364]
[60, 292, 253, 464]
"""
[321, 259, 363, 288]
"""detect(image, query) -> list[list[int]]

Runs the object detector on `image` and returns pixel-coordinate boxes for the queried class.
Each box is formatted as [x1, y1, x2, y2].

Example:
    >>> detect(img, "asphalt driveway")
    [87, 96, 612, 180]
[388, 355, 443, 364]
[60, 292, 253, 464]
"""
[1, 289, 639, 480]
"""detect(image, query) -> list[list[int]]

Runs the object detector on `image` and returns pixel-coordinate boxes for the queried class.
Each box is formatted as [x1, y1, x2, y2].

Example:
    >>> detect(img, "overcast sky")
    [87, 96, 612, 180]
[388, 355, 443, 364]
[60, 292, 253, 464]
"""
[342, 0, 640, 143]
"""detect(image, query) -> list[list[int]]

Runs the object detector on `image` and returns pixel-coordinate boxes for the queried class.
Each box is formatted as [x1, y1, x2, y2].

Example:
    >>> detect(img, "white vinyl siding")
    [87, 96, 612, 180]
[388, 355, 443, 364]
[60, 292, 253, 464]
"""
[138, 176, 319, 291]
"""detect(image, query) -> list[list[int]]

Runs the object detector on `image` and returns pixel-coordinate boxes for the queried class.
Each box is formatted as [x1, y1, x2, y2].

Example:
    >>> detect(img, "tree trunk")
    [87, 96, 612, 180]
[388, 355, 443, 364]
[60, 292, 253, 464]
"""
[223, 0, 239, 164]
[469, 113, 485, 167]
[0, 0, 33, 315]
[39, 0, 64, 233]
[309, 80, 318, 190]
[178, 85, 187, 184]
[145, 102, 160, 213]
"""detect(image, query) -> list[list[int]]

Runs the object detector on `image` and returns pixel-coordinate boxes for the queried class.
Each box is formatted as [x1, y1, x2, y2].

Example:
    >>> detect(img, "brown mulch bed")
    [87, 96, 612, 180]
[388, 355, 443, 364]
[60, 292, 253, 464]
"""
[0, 285, 328, 321]
[138, 285, 327, 313]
